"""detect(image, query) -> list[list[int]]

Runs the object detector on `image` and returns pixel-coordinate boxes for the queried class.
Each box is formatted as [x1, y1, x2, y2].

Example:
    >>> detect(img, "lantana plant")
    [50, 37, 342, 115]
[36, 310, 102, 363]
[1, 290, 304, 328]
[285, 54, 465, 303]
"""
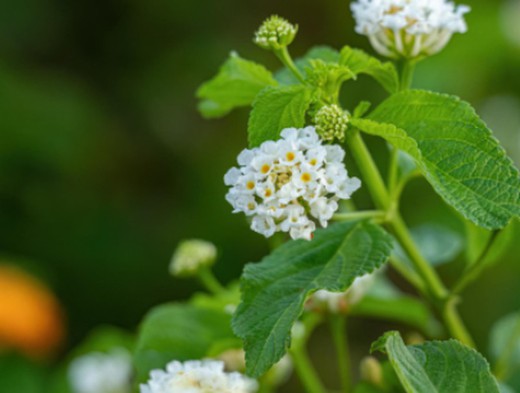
[110, 1, 520, 393]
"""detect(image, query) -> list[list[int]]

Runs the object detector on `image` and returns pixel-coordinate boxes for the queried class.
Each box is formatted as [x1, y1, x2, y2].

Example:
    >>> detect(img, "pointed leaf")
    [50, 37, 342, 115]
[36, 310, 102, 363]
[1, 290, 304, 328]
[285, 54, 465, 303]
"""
[352, 90, 520, 229]
[197, 52, 277, 118]
[339, 46, 399, 93]
[372, 331, 500, 393]
[248, 85, 314, 147]
[233, 221, 393, 376]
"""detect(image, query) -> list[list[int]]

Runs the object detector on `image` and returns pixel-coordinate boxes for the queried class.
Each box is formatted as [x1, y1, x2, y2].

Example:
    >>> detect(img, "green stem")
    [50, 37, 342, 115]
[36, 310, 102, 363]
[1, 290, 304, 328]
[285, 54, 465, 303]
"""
[290, 346, 327, 393]
[452, 230, 501, 295]
[333, 210, 386, 222]
[399, 60, 416, 91]
[329, 315, 351, 393]
[275, 47, 306, 83]
[443, 297, 476, 348]
[345, 129, 475, 347]
[197, 267, 225, 295]
[387, 147, 399, 192]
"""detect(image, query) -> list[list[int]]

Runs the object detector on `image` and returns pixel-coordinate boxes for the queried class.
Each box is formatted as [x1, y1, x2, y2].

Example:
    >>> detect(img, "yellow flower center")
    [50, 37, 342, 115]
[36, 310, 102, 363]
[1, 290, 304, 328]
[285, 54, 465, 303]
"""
[261, 164, 270, 174]
[286, 152, 296, 161]
[246, 181, 255, 190]
[309, 158, 318, 166]
[301, 173, 312, 183]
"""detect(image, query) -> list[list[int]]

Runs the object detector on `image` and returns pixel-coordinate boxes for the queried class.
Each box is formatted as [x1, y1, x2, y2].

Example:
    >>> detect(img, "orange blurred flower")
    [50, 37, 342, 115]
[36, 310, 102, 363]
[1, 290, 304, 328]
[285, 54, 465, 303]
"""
[0, 264, 65, 358]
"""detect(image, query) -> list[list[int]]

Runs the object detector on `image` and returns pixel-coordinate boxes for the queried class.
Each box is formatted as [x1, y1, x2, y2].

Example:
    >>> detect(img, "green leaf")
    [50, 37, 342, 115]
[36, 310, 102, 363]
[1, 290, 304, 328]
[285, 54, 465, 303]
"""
[490, 311, 520, 381]
[233, 221, 393, 377]
[275, 46, 340, 85]
[70, 326, 134, 357]
[339, 46, 399, 94]
[372, 331, 500, 393]
[352, 90, 520, 229]
[134, 303, 234, 382]
[248, 85, 314, 147]
[0, 354, 45, 393]
[393, 224, 464, 267]
[197, 52, 277, 118]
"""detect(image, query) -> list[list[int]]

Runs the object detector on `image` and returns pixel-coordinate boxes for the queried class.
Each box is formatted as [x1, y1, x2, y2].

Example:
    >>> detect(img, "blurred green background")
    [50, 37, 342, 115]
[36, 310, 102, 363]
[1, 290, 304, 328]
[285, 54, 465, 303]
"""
[0, 0, 519, 390]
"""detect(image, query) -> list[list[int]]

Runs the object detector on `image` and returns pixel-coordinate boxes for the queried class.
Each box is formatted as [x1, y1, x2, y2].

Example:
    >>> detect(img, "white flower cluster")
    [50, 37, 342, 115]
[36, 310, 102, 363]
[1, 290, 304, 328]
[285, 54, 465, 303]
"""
[68, 349, 133, 393]
[351, 0, 470, 58]
[307, 273, 375, 313]
[224, 127, 361, 240]
[140, 360, 258, 393]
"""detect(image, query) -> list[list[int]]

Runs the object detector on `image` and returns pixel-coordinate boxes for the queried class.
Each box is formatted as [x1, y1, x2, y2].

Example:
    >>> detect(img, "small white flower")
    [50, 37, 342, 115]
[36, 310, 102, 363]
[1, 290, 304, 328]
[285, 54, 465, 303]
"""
[68, 349, 132, 393]
[140, 360, 258, 393]
[254, 15, 298, 51]
[351, 0, 470, 58]
[307, 273, 376, 313]
[224, 127, 361, 240]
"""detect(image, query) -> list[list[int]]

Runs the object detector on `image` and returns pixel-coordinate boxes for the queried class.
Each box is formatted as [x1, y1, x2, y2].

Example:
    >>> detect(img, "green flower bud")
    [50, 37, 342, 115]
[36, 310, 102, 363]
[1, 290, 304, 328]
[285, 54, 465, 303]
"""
[254, 15, 298, 51]
[169, 239, 217, 277]
[360, 356, 383, 386]
[314, 104, 349, 143]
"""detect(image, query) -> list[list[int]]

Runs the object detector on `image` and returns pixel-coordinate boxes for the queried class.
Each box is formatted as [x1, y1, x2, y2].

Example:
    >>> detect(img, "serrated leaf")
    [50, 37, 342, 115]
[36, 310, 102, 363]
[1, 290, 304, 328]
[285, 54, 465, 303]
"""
[490, 311, 520, 381]
[275, 46, 340, 85]
[372, 331, 500, 393]
[134, 303, 234, 382]
[232, 221, 393, 377]
[248, 85, 314, 147]
[339, 46, 399, 93]
[352, 90, 520, 229]
[197, 52, 277, 118]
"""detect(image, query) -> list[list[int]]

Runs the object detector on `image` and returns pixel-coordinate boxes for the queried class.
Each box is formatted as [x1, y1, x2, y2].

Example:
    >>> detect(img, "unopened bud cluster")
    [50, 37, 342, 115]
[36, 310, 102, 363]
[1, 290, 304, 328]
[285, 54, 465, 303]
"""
[315, 105, 350, 143]
[254, 15, 297, 51]
[170, 239, 217, 277]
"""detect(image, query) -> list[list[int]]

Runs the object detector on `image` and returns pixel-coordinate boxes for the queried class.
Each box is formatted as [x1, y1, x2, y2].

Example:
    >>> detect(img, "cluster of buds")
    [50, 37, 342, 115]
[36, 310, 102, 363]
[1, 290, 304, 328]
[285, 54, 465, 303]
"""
[314, 105, 350, 143]
[169, 239, 217, 277]
[351, 0, 470, 59]
[254, 15, 298, 51]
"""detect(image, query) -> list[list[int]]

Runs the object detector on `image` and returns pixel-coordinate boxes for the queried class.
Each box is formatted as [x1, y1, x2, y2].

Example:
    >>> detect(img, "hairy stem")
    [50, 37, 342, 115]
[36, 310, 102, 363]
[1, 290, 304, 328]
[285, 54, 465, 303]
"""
[329, 315, 351, 393]
[333, 210, 386, 222]
[275, 47, 305, 83]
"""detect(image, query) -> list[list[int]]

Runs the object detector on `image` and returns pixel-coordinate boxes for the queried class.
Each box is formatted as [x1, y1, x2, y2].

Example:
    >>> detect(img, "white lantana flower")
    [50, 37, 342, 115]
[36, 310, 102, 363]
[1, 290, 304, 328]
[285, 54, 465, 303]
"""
[68, 349, 133, 393]
[307, 273, 376, 313]
[351, 0, 470, 58]
[140, 360, 258, 393]
[225, 127, 361, 240]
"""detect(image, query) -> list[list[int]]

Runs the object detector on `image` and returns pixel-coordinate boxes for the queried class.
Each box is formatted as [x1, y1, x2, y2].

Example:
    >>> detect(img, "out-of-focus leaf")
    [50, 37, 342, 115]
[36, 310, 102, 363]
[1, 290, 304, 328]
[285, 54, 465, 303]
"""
[233, 221, 393, 377]
[134, 303, 234, 382]
[490, 311, 520, 382]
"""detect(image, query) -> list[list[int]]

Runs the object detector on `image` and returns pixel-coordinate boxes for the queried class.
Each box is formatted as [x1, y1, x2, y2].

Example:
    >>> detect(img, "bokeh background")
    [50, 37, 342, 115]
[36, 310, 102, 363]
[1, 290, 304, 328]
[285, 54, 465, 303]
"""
[0, 0, 519, 391]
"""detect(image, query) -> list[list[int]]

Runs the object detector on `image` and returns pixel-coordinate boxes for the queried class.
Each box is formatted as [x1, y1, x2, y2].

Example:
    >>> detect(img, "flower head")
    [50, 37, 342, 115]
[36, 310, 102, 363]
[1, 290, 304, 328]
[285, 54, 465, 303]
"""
[306, 273, 375, 313]
[314, 105, 350, 143]
[140, 360, 258, 393]
[351, 0, 470, 58]
[224, 127, 361, 240]
[68, 349, 133, 393]
[170, 239, 217, 277]
[254, 15, 298, 50]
